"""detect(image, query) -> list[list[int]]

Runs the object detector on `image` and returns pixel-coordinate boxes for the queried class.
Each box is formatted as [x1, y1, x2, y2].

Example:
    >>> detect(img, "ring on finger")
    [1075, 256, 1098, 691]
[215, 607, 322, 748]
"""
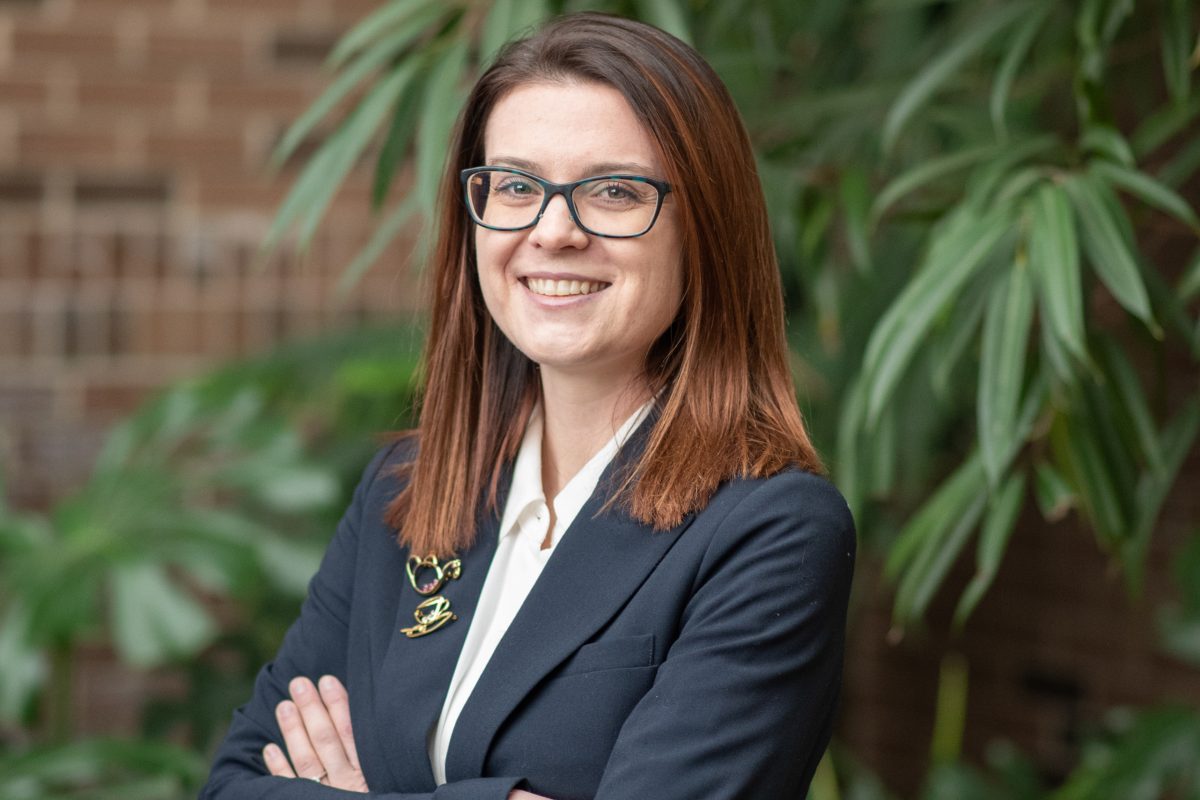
[306, 772, 327, 784]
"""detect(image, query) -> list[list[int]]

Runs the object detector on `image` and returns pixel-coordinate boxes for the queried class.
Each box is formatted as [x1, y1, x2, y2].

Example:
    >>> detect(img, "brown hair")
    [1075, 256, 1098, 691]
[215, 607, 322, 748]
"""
[388, 12, 821, 555]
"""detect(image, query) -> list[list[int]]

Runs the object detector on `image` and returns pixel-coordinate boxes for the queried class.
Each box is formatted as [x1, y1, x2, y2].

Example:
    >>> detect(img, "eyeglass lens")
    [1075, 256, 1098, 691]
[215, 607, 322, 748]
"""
[465, 170, 661, 237]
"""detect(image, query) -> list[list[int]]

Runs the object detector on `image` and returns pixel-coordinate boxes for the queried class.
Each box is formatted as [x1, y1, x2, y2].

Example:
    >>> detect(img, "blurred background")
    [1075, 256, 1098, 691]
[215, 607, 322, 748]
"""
[0, 1, 1197, 798]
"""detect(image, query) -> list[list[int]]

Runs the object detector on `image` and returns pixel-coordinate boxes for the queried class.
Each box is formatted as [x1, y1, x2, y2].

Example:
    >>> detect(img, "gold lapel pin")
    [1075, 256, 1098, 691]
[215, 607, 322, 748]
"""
[401, 554, 462, 638]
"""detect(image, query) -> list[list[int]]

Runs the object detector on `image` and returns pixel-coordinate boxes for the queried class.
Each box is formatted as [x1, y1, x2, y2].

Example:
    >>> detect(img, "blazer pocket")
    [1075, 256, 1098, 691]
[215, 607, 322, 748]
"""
[556, 633, 656, 677]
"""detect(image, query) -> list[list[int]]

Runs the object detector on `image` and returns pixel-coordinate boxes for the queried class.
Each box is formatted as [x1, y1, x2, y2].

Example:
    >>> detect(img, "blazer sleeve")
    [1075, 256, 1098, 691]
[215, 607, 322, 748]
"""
[591, 471, 856, 800]
[199, 444, 525, 800]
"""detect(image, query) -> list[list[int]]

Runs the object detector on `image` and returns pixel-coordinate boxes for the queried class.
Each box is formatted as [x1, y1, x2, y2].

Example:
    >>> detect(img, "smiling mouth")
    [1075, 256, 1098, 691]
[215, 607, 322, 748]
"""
[522, 277, 610, 297]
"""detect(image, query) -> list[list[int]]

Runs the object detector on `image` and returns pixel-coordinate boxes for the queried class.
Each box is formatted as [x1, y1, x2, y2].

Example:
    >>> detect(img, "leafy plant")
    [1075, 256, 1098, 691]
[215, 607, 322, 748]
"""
[0, 327, 421, 794]
[266, 0, 1200, 637]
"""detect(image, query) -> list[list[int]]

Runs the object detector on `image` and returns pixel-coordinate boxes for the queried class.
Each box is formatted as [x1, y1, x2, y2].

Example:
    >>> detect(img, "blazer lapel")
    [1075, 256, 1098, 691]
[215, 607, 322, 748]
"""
[444, 419, 695, 781]
[374, 476, 511, 790]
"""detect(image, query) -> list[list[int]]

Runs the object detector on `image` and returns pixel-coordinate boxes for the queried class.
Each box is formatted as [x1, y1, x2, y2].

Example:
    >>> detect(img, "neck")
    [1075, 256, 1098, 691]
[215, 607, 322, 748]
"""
[537, 367, 651, 502]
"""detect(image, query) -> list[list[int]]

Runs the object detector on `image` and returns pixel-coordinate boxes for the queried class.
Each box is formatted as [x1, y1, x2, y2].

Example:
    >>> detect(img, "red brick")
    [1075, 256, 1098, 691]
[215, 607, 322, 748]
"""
[11, 23, 115, 67]
[18, 124, 116, 167]
[0, 75, 49, 109]
[141, 29, 249, 75]
[77, 76, 175, 115]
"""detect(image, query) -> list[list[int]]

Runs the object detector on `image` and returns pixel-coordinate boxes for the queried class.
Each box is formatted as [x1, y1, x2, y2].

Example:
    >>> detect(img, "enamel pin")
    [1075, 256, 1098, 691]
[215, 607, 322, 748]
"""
[400, 554, 462, 638]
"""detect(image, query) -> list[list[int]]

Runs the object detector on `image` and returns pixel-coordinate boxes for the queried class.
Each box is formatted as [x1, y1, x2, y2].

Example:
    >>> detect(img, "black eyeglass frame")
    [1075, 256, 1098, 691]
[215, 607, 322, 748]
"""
[460, 166, 673, 239]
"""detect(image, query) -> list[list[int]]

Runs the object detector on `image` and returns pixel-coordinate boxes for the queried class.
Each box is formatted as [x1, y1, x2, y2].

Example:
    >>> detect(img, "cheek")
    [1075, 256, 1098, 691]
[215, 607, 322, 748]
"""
[474, 232, 514, 301]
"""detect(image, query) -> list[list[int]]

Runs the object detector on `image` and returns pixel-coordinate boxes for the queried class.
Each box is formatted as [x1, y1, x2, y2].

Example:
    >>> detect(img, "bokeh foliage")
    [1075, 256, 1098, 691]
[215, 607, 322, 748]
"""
[266, 0, 1200, 631]
[1, 0, 1197, 797]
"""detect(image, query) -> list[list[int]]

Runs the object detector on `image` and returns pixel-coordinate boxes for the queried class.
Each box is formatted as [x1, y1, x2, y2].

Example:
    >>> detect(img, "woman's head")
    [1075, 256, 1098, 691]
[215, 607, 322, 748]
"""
[393, 13, 819, 554]
[438, 12, 780, 396]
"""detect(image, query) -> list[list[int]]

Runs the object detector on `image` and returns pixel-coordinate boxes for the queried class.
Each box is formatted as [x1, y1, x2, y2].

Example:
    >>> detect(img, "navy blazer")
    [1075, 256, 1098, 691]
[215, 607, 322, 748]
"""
[200, 421, 855, 800]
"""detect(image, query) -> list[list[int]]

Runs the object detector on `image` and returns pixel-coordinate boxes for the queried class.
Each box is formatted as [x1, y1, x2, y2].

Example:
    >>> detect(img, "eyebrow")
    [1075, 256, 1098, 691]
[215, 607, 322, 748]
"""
[486, 156, 660, 177]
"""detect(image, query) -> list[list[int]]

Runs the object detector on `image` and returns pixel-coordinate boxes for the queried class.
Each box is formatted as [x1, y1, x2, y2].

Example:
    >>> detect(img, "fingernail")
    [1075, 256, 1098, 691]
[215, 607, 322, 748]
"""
[290, 678, 308, 696]
[278, 701, 295, 717]
[264, 744, 279, 759]
[319, 675, 336, 692]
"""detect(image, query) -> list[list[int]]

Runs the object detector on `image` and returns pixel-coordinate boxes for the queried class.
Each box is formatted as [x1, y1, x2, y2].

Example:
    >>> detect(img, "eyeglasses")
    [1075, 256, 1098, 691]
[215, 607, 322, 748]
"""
[460, 166, 672, 239]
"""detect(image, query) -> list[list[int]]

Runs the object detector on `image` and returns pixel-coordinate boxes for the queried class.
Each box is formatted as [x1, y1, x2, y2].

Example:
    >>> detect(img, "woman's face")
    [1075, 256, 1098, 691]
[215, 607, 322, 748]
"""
[474, 81, 684, 388]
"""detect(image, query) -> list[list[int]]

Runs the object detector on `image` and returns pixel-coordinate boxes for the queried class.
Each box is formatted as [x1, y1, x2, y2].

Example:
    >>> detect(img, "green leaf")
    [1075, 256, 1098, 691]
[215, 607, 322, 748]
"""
[1095, 341, 1166, 476]
[932, 277, 989, 398]
[1089, 160, 1200, 231]
[978, 260, 1035, 486]
[1028, 183, 1087, 365]
[372, 70, 427, 209]
[1052, 708, 1200, 800]
[871, 145, 999, 224]
[1123, 399, 1200, 592]
[863, 207, 1012, 425]
[479, 0, 515, 66]
[339, 194, 422, 296]
[272, 14, 437, 170]
[266, 61, 422, 253]
[964, 138, 1059, 210]
[416, 38, 469, 218]
[1157, 130, 1200, 188]
[894, 491, 987, 628]
[994, 165, 1047, 206]
[1180, 246, 1200, 302]
[835, 376, 868, 518]
[254, 535, 324, 596]
[1130, 93, 1200, 157]
[480, 0, 549, 64]
[256, 467, 340, 513]
[1080, 125, 1135, 167]
[930, 652, 969, 764]
[0, 604, 44, 723]
[840, 166, 872, 273]
[1100, 0, 1134, 43]
[1162, 0, 1194, 105]
[886, 454, 985, 580]
[1034, 460, 1075, 521]
[328, 0, 439, 67]
[635, 0, 692, 45]
[1050, 409, 1128, 545]
[953, 471, 1025, 630]
[882, 2, 1029, 154]
[869, 397, 897, 497]
[990, 5, 1050, 141]
[1063, 172, 1158, 333]
[302, 63, 422, 247]
[109, 562, 216, 667]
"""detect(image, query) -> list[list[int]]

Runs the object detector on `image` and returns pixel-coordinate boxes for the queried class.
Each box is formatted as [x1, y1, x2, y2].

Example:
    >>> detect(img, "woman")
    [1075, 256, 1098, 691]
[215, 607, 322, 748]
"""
[201, 12, 854, 800]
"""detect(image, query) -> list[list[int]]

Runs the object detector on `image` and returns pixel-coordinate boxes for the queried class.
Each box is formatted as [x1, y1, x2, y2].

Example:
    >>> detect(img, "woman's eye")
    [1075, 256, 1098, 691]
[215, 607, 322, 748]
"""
[602, 183, 635, 200]
[587, 181, 644, 204]
[496, 180, 534, 196]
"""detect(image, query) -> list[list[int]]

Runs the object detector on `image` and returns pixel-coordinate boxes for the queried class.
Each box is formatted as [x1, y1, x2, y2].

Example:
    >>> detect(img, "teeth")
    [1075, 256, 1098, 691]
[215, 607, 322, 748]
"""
[525, 278, 608, 296]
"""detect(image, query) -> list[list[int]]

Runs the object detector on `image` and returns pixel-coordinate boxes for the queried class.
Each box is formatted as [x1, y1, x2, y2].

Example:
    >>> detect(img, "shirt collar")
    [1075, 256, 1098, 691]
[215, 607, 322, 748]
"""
[497, 399, 654, 542]
[497, 404, 547, 539]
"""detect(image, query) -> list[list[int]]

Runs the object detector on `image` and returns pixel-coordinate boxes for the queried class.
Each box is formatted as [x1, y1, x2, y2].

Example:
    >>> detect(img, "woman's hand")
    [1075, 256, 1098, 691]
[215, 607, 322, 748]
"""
[262, 675, 369, 793]
[507, 792, 553, 799]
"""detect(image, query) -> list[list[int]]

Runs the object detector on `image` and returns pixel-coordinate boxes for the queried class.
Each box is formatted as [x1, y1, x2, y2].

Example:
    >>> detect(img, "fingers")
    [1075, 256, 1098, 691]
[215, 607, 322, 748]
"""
[275, 695, 326, 782]
[317, 675, 361, 771]
[263, 742, 296, 777]
[277, 677, 354, 782]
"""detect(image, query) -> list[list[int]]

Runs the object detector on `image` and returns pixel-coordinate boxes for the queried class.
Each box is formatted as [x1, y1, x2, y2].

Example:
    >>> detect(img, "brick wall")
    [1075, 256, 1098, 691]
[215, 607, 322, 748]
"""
[2, 2, 1198, 795]
[0, 0, 420, 510]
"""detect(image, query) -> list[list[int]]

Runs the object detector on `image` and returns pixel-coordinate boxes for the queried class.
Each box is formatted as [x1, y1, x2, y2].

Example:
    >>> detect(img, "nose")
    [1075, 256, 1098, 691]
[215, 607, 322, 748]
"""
[528, 193, 588, 249]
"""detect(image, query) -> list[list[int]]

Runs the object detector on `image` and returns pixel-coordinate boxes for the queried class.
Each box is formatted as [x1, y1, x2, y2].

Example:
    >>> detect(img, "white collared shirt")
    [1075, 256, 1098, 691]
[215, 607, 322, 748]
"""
[428, 400, 653, 784]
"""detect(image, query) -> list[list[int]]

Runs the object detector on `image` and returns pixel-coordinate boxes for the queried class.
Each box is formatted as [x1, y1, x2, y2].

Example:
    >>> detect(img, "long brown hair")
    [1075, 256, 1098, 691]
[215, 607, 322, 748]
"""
[388, 12, 821, 555]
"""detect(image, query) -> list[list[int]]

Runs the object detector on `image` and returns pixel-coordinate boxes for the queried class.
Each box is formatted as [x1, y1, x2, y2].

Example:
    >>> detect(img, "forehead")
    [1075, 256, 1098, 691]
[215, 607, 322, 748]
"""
[482, 81, 663, 177]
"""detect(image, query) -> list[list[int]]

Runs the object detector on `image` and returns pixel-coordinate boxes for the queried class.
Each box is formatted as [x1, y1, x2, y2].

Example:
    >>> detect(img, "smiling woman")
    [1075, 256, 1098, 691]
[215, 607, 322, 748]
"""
[474, 81, 684, 390]
[200, 12, 854, 800]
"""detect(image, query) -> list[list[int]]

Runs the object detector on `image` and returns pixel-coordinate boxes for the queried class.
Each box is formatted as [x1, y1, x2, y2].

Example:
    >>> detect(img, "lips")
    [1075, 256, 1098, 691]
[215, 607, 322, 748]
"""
[522, 277, 611, 297]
